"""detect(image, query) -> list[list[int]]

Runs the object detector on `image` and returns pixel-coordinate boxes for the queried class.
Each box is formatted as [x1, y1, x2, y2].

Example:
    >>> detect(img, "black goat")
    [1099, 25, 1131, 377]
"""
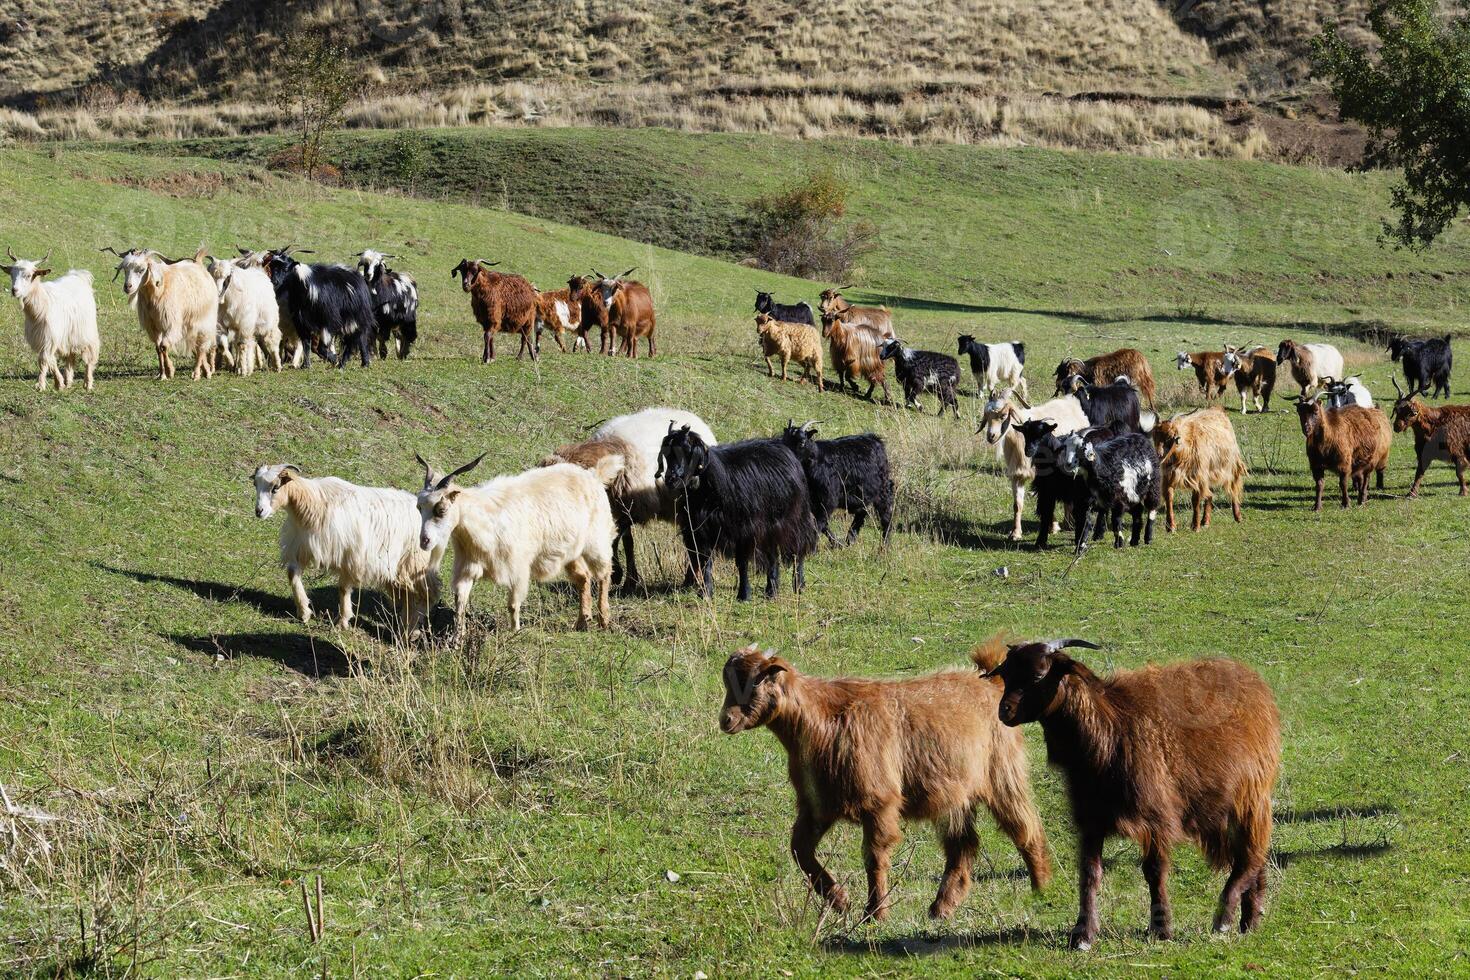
[1388, 334, 1452, 399]
[357, 250, 419, 359]
[657, 426, 817, 601]
[1063, 431, 1163, 554]
[755, 291, 815, 327]
[265, 247, 377, 368]
[879, 339, 960, 418]
[1016, 421, 1121, 550]
[779, 421, 894, 548]
[1065, 375, 1144, 433]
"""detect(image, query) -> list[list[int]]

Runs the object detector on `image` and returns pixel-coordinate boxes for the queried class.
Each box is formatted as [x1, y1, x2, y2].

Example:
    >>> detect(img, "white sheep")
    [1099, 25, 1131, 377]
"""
[107, 246, 219, 380]
[415, 453, 622, 635]
[209, 257, 283, 375]
[4, 248, 99, 391]
[977, 389, 1089, 540]
[253, 464, 443, 633]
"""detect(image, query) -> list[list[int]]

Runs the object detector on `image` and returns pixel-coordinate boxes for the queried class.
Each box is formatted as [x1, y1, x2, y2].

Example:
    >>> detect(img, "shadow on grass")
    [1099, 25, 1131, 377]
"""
[97, 563, 300, 620]
[1275, 804, 1396, 824]
[167, 631, 351, 677]
[824, 926, 1039, 956]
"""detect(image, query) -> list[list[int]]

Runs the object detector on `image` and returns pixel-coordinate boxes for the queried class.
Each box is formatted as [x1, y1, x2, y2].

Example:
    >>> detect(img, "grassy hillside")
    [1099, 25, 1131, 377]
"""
[129, 127, 1470, 329]
[1, 146, 1467, 976]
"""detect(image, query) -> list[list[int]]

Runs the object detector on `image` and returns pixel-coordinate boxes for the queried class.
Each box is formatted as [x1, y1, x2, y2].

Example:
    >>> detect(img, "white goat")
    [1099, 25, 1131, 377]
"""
[1322, 375, 1373, 410]
[958, 336, 1027, 401]
[4, 248, 99, 391]
[978, 389, 1089, 540]
[415, 453, 622, 635]
[210, 257, 282, 375]
[107, 246, 218, 380]
[234, 247, 305, 368]
[253, 464, 442, 633]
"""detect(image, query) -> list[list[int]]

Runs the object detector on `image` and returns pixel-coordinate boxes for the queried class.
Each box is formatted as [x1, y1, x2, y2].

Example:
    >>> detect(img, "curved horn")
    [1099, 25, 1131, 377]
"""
[1391, 377, 1405, 399]
[435, 453, 486, 491]
[618, 267, 636, 278]
[5, 246, 15, 261]
[590, 268, 607, 280]
[35, 249, 49, 266]
[802, 419, 819, 432]
[414, 453, 438, 490]
[1014, 390, 1033, 410]
[476, 259, 499, 269]
[1044, 639, 1101, 653]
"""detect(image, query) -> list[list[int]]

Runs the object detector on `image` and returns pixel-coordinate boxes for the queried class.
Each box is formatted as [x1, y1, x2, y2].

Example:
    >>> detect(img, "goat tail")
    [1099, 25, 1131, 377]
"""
[591, 452, 627, 488]
[984, 731, 1053, 890]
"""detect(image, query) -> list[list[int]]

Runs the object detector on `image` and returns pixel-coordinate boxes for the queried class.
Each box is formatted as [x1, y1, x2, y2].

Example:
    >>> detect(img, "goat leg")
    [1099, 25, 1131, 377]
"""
[1142, 847, 1173, 941]
[930, 819, 978, 920]
[861, 809, 901, 922]
[764, 556, 780, 599]
[1070, 833, 1104, 950]
[791, 811, 846, 911]
[735, 545, 753, 602]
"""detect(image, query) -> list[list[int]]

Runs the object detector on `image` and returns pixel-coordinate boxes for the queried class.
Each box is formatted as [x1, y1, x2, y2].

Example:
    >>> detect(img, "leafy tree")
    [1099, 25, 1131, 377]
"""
[273, 30, 360, 179]
[1315, 0, 1470, 249]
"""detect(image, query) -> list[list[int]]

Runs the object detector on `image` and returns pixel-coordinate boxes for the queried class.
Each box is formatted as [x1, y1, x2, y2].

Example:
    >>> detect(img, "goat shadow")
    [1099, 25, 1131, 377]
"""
[166, 631, 351, 678]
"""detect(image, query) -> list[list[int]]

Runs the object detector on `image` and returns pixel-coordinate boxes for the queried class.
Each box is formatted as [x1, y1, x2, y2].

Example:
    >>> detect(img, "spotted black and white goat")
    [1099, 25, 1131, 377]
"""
[356, 249, 418, 359]
[1062, 431, 1163, 554]
[265, 246, 377, 368]
[879, 338, 960, 418]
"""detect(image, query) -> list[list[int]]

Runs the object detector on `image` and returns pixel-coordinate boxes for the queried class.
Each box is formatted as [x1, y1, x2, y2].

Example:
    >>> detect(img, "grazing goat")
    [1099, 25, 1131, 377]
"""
[592, 268, 656, 358]
[1151, 407, 1246, 532]
[533, 284, 586, 353]
[657, 426, 816, 601]
[1065, 432, 1163, 553]
[1221, 345, 1276, 414]
[1053, 349, 1156, 409]
[1275, 339, 1343, 396]
[822, 310, 891, 403]
[818, 288, 895, 338]
[107, 246, 218, 379]
[1293, 393, 1391, 509]
[1321, 375, 1373, 410]
[415, 454, 620, 634]
[1391, 379, 1470, 497]
[780, 421, 894, 547]
[356, 249, 418, 359]
[755, 313, 823, 389]
[1388, 334, 1452, 399]
[265, 247, 377, 368]
[721, 644, 1051, 921]
[252, 464, 441, 633]
[976, 639, 1280, 949]
[451, 259, 538, 363]
[1065, 375, 1144, 433]
[958, 335, 1026, 401]
[4, 248, 98, 391]
[1175, 350, 1229, 401]
[209, 257, 282, 375]
[542, 407, 718, 590]
[880, 339, 960, 418]
[755, 290, 814, 326]
[979, 389, 1089, 540]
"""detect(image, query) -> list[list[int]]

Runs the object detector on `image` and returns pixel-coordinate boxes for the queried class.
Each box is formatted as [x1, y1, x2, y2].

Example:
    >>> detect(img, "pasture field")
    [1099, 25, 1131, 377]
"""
[1, 141, 1469, 976]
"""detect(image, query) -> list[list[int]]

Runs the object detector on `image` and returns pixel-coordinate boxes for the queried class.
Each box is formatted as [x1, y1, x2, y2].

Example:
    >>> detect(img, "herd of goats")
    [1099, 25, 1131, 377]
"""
[7, 244, 1467, 949]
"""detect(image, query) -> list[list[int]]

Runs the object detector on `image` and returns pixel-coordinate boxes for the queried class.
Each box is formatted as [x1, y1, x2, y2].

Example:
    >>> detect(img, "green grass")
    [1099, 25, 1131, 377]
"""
[1, 143, 1469, 977]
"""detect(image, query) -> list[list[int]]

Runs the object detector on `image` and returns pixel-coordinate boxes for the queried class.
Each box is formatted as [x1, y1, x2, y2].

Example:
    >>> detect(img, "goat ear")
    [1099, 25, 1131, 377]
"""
[33, 268, 50, 279]
[758, 655, 792, 680]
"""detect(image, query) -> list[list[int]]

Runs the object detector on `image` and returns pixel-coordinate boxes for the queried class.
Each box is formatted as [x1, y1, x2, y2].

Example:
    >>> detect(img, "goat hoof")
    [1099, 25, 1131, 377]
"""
[575, 617, 589, 632]
[928, 898, 958, 920]
[1069, 932, 1094, 952]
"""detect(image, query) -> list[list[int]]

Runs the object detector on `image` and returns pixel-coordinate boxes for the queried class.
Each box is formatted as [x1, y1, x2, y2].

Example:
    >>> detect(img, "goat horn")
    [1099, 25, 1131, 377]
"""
[476, 259, 499, 268]
[414, 453, 439, 490]
[590, 268, 606, 279]
[1045, 639, 1101, 653]
[4, 246, 15, 261]
[803, 419, 819, 432]
[36, 249, 50, 265]
[618, 267, 636, 278]
[435, 453, 486, 491]
[1014, 391, 1033, 409]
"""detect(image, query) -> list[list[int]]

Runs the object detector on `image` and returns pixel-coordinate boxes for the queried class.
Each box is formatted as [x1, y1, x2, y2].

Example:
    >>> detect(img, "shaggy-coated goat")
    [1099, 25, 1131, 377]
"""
[721, 643, 1052, 921]
[1053, 348, 1156, 409]
[1064, 432, 1163, 553]
[415, 453, 621, 634]
[451, 259, 538, 363]
[209, 257, 282, 375]
[979, 389, 1089, 540]
[755, 290, 815, 326]
[817, 288, 895, 338]
[1391, 378, 1470, 497]
[958, 335, 1026, 401]
[356, 249, 418, 359]
[1388, 334, 1452, 399]
[4, 248, 99, 391]
[1293, 393, 1391, 509]
[265, 247, 377, 368]
[779, 421, 894, 547]
[975, 639, 1280, 949]
[252, 464, 441, 633]
[1275, 339, 1344, 396]
[541, 407, 718, 590]
[1064, 375, 1144, 432]
[880, 338, 960, 418]
[657, 426, 816, 601]
[1175, 350, 1229, 401]
[822, 310, 891, 403]
[107, 246, 219, 379]
[1151, 407, 1246, 531]
[234, 247, 304, 367]
[592, 268, 656, 358]
[1221, 345, 1276, 414]
[755, 313, 823, 389]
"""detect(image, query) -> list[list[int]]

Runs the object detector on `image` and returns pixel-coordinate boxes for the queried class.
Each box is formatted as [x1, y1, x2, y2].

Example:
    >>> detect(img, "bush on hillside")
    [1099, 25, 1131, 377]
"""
[744, 168, 877, 280]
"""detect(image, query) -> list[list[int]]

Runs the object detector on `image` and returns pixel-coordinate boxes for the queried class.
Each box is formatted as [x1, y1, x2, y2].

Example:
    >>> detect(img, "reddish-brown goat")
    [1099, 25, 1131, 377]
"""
[1175, 350, 1229, 401]
[566, 276, 605, 353]
[818, 288, 895, 339]
[1391, 380, 1470, 496]
[451, 259, 537, 363]
[532, 286, 584, 353]
[1054, 348, 1157, 409]
[822, 309, 891, 403]
[976, 638, 1280, 950]
[1293, 395, 1391, 509]
[1152, 407, 1247, 531]
[591, 269, 657, 358]
[720, 644, 1052, 922]
[1223, 344, 1277, 414]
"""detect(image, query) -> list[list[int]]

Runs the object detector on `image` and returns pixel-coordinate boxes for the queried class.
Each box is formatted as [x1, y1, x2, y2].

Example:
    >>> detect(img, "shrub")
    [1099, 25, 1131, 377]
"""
[744, 167, 878, 279]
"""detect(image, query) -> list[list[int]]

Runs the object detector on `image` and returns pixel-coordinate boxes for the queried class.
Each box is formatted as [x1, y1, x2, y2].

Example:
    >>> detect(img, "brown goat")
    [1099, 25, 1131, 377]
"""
[720, 643, 1051, 922]
[1391, 379, 1470, 496]
[592, 269, 656, 358]
[755, 312, 823, 389]
[822, 310, 891, 403]
[533, 286, 585, 353]
[1223, 345, 1277, 414]
[1053, 349, 1156, 409]
[1175, 350, 1229, 401]
[1294, 394, 1391, 509]
[818, 288, 896, 339]
[1151, 407, 1246, 531]
[566, 275, 606, 353]
[976, 638, 1280, 950]
[451, 259, 537, 363]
